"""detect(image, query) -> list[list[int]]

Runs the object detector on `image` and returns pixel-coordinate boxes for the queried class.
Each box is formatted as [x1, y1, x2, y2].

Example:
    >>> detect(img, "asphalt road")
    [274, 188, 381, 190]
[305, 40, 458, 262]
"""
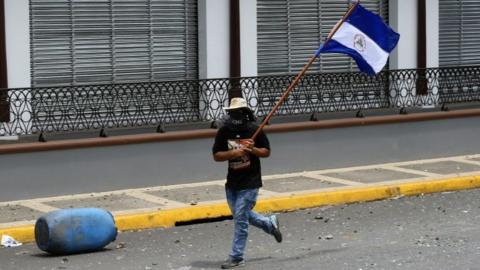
[2, 117, 480, 201]
[2, 188, 480, 270]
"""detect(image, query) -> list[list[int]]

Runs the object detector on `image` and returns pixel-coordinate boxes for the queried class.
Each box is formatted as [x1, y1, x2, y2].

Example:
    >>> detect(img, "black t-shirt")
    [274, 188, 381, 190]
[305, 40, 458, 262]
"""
[212, 123, 270, 190]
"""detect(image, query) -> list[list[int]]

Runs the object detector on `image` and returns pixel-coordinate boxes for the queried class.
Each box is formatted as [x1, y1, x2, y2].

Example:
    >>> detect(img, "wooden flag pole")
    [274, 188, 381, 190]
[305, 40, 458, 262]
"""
[251, 1, 360, 140]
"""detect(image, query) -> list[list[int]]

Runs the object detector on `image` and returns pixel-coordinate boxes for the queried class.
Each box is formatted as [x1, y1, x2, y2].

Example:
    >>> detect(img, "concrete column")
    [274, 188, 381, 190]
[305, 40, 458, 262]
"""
[240, 0, 257, 77]
[426, 0, 439, 68]
[5, 0, 30, 88]
[389, 0, 417, 70]
[198, 0, 259, 119]
[2, 0, 31, 137]
[198, 0, 230, 121]
[239, 0, 258, 113]
[198, 0, 230, 79]
[198, 0, 258, 79]
[389, 0, 439, 69]
[389, 0, 439, 109]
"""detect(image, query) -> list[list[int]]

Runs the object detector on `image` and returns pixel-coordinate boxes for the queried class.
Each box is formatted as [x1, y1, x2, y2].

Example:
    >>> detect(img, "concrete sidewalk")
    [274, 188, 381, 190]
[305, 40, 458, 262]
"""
[2, 154, 480, 243]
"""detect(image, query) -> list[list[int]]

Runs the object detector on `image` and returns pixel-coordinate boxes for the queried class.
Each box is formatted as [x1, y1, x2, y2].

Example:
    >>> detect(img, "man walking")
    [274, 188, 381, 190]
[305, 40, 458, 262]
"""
[212, 97, 282, 269]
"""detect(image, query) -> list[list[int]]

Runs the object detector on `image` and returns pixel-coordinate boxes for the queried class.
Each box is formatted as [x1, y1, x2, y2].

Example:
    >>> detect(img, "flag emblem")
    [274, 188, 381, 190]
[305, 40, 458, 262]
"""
[353, 34, 367, 52]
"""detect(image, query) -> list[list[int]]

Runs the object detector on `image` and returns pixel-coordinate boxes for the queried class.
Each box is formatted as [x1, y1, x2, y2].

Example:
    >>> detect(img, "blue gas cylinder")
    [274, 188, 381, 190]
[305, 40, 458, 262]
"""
[35, 208, 117, 255]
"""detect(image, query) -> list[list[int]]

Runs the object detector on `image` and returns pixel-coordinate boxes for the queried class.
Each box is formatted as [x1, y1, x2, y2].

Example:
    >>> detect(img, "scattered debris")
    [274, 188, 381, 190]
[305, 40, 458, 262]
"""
[1, 235, 22, 247]
[116, 242, 126, 249]
[323, 205, 334, 210]
[318, 234, 334, 240]
[325, 234, 334, 240]
[175, 267, 192, 270]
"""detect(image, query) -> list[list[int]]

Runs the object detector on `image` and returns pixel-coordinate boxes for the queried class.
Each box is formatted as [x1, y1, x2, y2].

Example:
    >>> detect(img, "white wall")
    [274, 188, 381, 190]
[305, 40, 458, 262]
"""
[389, 0, 417, 70]
[5, 0, 30, 88]
[389, 0, 439, 69]
[198, 0, 230, 79]
[240, 0, 257, 77]
[426, 0, 439, 68]
[198, 0, 258, 79]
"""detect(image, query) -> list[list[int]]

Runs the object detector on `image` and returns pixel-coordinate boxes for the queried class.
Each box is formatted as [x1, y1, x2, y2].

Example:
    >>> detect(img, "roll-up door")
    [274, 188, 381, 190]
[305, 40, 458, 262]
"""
[257, 0, 389, 75]
[30, 0, 198, 87]
[439, 0, 480, 66]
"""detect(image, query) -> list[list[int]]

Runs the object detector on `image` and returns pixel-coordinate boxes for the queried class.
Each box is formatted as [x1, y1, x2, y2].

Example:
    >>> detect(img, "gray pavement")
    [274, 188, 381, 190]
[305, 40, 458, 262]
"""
[2, 116, 480, 201]
[2, 187, 480, 269]
[1, 154, 480, 229]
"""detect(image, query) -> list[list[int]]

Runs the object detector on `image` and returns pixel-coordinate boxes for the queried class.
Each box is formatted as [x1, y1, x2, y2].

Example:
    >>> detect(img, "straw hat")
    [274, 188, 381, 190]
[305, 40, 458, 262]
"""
[224, 97, 252, 112]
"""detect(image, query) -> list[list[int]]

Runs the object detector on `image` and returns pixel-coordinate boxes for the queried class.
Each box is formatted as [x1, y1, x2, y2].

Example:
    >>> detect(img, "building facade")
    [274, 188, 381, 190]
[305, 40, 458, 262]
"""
[0, 0, 479, 138]
[2, 0, 479, 89]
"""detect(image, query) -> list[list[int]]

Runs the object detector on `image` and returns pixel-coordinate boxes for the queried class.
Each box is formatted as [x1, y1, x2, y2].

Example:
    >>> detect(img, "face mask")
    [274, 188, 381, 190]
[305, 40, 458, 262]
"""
[228, 111, 248, 128]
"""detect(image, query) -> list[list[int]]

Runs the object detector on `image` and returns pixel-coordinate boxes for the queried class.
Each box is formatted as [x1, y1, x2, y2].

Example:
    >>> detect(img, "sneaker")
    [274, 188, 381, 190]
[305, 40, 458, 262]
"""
[221, 257, 245, 269]
[270, 215, 283, 243]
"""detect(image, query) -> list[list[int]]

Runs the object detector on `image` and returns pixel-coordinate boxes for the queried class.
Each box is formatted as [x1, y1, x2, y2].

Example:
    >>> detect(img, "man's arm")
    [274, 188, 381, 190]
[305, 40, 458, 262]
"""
[213, 148, 246, 162]
[246, 147, 270, 158]
[241, 139, 270, 158]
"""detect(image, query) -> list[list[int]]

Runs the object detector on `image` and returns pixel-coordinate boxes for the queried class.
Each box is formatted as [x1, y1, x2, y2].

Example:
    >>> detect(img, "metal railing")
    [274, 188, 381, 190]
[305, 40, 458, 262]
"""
[0, 66, 479, 138]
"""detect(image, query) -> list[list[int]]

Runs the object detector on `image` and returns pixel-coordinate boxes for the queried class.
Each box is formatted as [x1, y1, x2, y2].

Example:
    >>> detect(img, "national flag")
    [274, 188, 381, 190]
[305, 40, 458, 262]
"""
[316, 4, 400, 75]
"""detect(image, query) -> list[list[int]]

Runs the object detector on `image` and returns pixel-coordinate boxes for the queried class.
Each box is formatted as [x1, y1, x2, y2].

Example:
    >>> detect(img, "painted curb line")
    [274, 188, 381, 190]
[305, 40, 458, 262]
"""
[2, 175, 480, 244]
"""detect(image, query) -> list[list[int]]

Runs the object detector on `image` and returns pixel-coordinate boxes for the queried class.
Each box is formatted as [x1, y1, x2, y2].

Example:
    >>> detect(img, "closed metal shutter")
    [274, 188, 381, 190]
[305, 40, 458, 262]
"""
[439, 0, 480, 67]
[30, 0, 198, 87]
[257, 0, 389, 75]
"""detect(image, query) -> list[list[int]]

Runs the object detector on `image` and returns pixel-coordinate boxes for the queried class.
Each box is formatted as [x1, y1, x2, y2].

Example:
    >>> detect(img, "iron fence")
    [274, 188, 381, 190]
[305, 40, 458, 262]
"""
[0, 66, 479, 137]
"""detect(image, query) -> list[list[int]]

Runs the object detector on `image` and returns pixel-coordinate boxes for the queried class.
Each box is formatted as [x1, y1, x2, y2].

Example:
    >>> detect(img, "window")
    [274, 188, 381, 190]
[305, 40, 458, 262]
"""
[257, 0, 389, 75]
[30, 0, 198, 87]
[439, 0, 480, 66]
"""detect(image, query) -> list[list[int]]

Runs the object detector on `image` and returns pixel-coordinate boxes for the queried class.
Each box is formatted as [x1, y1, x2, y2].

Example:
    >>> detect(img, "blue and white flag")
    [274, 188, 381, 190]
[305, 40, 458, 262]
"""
[316, 4, 400, 75]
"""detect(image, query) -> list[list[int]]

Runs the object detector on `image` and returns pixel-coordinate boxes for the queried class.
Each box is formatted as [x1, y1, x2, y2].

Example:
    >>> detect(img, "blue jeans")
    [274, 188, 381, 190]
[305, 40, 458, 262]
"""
[225, 187, 274, 260]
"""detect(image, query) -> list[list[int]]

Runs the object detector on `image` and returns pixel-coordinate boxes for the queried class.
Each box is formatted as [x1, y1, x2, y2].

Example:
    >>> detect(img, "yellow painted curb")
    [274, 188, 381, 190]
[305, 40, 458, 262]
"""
[115, 204, 231, 231]
[0, 225, 35, 244]
[2, 175, 480, 244]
